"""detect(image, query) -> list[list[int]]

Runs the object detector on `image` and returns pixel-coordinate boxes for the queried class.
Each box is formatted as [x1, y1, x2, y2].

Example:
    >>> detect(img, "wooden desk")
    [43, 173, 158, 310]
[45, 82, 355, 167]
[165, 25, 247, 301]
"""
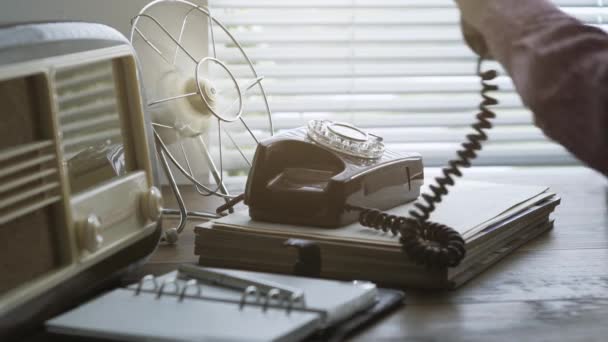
[143, 166, 608, 341]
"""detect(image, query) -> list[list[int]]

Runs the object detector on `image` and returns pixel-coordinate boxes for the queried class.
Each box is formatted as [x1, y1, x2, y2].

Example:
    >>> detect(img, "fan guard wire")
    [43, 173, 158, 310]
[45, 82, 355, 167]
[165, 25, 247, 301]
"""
[130, 0, 273, 241]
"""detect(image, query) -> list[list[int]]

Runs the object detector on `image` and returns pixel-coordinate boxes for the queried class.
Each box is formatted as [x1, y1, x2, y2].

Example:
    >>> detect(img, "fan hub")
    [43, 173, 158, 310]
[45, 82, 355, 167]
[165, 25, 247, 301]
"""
[200, 79, 218, 104]
[185, 77, 217, 114]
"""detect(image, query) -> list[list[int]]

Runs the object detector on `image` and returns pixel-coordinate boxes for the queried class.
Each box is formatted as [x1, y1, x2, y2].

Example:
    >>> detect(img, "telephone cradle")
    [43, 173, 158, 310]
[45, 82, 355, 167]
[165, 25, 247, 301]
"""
[244, 124, 423, 228]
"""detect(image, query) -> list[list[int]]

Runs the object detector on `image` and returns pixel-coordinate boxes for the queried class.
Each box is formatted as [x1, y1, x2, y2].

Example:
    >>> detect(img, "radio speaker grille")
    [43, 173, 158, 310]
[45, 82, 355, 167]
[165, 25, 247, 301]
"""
[0, 75, 62, 295]
[55, 60, 123, 160]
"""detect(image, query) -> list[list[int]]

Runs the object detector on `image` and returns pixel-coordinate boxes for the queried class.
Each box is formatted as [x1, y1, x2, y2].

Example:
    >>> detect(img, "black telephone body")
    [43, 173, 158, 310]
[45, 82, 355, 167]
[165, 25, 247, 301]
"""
[244, 120, 423, 228]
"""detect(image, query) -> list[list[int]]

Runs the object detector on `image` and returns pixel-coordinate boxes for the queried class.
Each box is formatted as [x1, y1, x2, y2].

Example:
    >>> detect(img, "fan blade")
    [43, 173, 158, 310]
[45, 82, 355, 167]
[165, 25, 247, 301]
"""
[153, 70, 216, 138]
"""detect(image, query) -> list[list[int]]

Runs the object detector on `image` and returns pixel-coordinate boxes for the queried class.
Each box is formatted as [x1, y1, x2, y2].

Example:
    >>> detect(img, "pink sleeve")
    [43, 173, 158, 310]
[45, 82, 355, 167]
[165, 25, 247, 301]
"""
[480, 0, 608, 176]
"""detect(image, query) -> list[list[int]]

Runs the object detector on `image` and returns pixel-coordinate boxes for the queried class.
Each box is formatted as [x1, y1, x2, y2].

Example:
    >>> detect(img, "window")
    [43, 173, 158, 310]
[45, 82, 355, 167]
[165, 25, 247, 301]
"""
[207, 0, 608, 175]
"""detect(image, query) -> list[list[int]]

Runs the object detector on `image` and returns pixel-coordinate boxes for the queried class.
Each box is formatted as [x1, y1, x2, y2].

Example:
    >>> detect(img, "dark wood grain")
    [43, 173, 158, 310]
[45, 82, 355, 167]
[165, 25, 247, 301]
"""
[352, 299, 608, 342]
[145, 166, 608, 341]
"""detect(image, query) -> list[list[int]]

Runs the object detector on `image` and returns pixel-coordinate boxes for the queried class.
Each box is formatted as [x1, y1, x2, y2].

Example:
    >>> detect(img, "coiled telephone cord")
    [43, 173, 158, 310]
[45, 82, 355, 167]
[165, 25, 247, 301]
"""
[347, 58, 498, 268]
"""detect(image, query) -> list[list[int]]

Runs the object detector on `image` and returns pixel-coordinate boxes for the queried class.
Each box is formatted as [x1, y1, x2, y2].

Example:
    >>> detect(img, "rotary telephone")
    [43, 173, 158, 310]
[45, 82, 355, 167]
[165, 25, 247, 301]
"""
[222, 24, 497, 269]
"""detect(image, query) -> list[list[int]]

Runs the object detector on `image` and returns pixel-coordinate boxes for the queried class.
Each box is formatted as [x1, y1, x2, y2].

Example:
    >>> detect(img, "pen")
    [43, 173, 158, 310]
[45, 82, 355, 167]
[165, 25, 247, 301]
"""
[178, 264, 305, 300]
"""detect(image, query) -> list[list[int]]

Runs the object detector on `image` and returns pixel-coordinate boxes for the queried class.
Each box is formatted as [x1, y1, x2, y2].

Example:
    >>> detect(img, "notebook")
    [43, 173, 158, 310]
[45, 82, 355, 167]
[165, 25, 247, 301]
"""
[46, 267, 380, 342]
[194, 180, 560, 288]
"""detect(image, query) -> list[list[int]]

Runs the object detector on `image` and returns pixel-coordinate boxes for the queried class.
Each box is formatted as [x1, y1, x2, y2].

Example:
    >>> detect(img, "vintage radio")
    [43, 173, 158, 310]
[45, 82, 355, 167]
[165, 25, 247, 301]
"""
[0, 22, 162, 338]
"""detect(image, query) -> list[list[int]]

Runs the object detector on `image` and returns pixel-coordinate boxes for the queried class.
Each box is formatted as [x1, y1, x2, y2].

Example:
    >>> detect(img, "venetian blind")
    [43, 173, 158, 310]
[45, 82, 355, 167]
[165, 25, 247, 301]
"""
[207, 0, 604, 171]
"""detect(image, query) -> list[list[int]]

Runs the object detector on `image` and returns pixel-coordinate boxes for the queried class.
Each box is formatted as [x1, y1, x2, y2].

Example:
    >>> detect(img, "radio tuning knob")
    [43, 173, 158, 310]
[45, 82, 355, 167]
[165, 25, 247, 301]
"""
[77, 214, 103, 253]
[140, 186, 163, 222]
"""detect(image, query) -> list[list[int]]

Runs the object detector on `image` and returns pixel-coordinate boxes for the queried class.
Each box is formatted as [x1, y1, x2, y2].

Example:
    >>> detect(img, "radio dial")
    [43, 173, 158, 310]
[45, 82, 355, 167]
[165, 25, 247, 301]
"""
[140, 186, 163, 222]
[77, 214, 103, 253]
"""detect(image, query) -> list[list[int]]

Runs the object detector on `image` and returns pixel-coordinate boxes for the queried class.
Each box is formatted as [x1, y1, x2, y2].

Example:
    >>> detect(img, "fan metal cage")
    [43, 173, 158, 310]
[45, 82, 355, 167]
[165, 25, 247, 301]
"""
[130, 0, 273, 243]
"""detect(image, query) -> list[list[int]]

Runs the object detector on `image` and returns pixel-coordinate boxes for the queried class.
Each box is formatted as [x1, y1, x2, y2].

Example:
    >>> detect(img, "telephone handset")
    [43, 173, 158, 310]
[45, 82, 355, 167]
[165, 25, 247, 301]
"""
[244, 120, 424, 228]
[223, 57, 498, 269]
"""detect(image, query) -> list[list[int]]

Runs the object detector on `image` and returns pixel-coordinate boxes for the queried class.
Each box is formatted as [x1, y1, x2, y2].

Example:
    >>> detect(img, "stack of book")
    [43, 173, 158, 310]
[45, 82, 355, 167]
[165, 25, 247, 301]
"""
[194, 181, 560, 288]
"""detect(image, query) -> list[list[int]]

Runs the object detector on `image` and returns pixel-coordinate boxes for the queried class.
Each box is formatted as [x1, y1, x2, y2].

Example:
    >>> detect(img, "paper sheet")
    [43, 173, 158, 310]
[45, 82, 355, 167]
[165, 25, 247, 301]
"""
[212, 180, 551, 247]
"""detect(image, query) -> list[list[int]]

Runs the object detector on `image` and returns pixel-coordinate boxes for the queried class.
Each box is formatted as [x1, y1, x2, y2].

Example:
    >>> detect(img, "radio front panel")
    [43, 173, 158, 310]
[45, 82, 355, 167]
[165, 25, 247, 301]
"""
[0, 23, 162, 330]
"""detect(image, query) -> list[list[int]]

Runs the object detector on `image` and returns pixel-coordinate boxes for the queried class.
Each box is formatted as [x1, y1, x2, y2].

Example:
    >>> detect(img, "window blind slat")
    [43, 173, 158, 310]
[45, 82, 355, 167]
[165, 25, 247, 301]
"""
[211, 7, 608, 26]
[212, 9, 460, 26]
[215, 76, 515, 95]
[222, 110, 535, 131]
[242, 93, 524, 113]
[212, 0, 597, 8]
[220, 125, 546, 147]
[367, 126, 547, 143]
[215, 27, 461, 44]
[212, 62, 505, 78]
[218, 24, 608, 45]
[215, 45, 474, 63]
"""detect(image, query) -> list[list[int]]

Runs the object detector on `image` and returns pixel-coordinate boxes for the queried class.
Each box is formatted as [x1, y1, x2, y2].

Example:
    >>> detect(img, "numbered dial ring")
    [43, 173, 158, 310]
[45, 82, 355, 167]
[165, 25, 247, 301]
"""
[307, 120, 384, 159]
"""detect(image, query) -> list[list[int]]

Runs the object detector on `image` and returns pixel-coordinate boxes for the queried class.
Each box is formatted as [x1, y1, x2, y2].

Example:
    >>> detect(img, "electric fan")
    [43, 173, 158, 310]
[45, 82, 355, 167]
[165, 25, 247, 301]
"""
[130, 0, 273, 243]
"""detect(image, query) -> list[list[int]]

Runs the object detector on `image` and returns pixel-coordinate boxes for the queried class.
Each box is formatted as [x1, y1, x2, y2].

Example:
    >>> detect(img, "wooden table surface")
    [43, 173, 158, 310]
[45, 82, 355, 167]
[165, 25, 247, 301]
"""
[143, 166, 608, 341]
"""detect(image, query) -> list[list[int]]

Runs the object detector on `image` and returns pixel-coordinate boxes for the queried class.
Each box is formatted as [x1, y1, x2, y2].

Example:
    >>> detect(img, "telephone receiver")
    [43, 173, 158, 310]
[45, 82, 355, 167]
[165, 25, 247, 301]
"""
[460, 18, 493, 60]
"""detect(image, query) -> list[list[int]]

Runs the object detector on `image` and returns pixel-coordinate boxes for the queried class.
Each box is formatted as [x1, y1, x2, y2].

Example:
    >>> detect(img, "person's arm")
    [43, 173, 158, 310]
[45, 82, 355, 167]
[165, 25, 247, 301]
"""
[457, 0, 608, 176]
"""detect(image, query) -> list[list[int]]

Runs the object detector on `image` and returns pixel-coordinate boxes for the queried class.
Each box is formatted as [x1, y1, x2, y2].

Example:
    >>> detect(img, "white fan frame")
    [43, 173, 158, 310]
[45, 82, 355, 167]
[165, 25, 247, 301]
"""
[130, 0, 273, 243]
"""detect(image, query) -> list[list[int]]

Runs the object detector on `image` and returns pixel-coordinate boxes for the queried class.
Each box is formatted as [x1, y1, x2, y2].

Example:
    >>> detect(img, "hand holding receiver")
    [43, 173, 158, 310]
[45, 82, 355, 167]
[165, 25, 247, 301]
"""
[454, 0, 493, 59]
[461, 19, 492, 59]
[454, 0, 488, 29]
